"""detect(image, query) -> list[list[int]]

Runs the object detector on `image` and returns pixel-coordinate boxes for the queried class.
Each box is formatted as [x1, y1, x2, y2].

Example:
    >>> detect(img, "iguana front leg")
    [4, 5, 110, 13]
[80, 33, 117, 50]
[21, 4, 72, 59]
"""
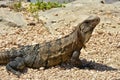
[6, 57, 25, 76]
[70, 51, 83, 67]
[71, 51, 94, 69]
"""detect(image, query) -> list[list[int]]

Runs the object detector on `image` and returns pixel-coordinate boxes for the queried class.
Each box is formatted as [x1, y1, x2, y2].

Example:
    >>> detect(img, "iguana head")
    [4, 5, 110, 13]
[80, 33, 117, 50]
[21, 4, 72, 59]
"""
[79, 16, 100, 45]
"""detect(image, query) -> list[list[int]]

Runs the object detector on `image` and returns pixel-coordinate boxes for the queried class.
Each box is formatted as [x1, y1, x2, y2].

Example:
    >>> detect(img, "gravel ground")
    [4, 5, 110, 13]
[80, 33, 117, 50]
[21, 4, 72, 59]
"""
[0, 18, 119, 80]
[0, 3, 120, 80]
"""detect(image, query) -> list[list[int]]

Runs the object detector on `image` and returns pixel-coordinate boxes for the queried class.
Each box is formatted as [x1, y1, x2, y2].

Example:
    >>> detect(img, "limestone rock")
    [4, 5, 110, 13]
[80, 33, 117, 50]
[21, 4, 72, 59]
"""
[0, 8, 27, 28]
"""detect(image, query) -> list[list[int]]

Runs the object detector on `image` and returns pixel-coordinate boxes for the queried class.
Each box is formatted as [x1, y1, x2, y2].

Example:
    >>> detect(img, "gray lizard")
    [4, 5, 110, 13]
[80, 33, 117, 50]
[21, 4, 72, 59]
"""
[0, 16, 100, 76]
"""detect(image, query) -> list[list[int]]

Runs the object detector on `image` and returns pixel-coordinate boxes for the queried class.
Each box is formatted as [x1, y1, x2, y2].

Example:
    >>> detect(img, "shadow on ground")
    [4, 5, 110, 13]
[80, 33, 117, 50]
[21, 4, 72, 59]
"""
[0, 58, 118, 77]
[81, 59, 118, 71]
[60, 59, 118, 71]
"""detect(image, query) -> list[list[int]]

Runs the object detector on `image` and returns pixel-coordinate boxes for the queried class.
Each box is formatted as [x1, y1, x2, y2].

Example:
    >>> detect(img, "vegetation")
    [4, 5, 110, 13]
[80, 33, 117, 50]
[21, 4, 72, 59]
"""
[12, 0, 65, 22]
[13, 1, 22, 11]
[27, 0, 65, 13]
[13, 0, 65, 13]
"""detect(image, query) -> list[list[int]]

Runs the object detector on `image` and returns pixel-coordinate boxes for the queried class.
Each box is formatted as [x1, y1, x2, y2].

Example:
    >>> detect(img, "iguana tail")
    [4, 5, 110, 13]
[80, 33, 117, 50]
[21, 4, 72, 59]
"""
[0, 51, 10, 64]
[0, 48, 23, 64]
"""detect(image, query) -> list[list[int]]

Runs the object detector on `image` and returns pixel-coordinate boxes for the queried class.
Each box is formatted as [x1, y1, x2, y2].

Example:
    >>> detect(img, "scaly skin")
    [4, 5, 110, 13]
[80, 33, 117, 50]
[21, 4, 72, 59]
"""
[0, 16, 100, 76]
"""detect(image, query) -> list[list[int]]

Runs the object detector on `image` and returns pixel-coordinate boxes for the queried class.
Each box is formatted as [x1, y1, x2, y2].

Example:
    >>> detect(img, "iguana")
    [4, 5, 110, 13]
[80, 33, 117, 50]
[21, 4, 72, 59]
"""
[0, 16, 100, 76]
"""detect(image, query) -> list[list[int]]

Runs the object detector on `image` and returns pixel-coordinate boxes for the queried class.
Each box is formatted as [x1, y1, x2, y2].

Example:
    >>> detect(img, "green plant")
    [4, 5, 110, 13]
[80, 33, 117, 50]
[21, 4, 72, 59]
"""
[27, 3, 39, 13]
[27, 0, 65, 13]
[33, 11, 39, 22]
[13, 1, 22, 11]
[26, 0, 65, 23]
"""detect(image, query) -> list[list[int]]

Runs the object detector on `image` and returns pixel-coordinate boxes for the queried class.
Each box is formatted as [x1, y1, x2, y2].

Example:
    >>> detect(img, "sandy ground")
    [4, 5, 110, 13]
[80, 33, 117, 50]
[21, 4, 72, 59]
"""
[0, 2, 120, 80]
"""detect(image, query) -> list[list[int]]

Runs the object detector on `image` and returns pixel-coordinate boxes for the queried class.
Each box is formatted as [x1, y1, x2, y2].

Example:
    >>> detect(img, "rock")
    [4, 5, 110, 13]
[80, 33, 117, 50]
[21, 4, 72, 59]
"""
[38, 0, 120, 35]
[39, 8, 89, 34]
[0, 1, 11, 8]
[104, 0, 120, 4]
[38, 1, 94, 34]
[0, 8, 27, 28]
[117, 43, 120, 48]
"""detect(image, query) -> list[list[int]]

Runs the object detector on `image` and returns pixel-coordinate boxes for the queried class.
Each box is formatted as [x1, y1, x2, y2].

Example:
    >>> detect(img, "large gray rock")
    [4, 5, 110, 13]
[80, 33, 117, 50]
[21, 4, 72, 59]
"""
[0, 8, 27, 28]
[39, 8, 89, 34]
[38, 0, 120, 34]
[104, 0, 120, 4]
[38, 0, 102, 34]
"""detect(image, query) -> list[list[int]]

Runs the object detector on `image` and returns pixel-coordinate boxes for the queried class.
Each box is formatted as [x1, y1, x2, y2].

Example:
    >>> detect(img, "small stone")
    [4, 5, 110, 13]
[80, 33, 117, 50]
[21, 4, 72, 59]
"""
[117, 44, 120, 48]
[117, 22, 120, 25]
[0, 16, 3, 21]
[54, 14, 58, 16]
[39, 67, 45, 70]
[111, 25, 116, 28]
[97, 31, 104, 35]
[51, 20, 56, 23]
[27, 22, 36, 26]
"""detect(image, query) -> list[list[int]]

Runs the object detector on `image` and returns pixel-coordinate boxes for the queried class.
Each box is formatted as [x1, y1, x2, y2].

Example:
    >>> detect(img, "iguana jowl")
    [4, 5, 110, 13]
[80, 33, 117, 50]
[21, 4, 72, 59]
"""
[0, 16, 100, 76]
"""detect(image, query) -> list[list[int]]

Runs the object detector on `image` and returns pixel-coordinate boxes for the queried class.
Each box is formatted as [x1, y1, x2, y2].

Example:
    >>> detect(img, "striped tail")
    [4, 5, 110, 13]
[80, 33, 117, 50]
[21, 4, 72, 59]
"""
[0, 51, 10, 64]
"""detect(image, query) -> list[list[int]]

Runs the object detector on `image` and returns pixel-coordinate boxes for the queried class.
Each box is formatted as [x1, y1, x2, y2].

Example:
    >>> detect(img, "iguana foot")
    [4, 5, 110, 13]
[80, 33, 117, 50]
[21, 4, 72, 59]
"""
[70, 58, 82, 68]
[7, 70, 21, 77]
[80, 59, 94, 69]
[6, 57, 25, 77]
